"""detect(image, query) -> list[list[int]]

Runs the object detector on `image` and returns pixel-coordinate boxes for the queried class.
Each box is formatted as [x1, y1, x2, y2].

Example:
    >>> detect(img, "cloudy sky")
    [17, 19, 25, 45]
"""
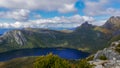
[0, 0, 120, 28]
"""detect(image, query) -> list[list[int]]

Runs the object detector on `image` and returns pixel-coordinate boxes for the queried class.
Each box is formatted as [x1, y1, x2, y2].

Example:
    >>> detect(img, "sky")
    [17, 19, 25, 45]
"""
[0, 0, 120, 28]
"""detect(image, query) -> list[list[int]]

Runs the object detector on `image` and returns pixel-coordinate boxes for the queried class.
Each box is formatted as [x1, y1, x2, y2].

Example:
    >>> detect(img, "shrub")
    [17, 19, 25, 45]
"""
[34, 53, 70, 68]
[99, 55, 107, 60]
[86, 55, 94, 61]
[34, 53, 93, 68]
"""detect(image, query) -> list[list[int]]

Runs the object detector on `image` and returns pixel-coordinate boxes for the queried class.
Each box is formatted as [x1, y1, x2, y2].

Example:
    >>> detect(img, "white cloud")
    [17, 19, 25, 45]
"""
[0, 9, 30, 21]
[106, 8, 120, 16]
[83, 0, 120, 16]
[0, 0, 77, 13]
[92, 20, 107, 26]
[0, 14, 96, 28]
[58, 4, 76, 13]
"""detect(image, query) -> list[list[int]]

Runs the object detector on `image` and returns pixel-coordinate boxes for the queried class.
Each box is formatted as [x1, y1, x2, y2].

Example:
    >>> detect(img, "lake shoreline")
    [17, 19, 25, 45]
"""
[0, 47, 90, 62]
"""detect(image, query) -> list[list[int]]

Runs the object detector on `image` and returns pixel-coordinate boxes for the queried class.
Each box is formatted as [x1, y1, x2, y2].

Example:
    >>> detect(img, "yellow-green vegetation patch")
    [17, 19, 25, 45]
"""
[0, 53, 93, 68]
[99, 55, 107, 60]
[0, 57, 36, 68]
[34, 53, 93, 68]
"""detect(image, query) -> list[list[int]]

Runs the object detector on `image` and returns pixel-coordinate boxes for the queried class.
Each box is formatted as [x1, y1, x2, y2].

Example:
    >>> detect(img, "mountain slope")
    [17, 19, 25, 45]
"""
[102, 16, 120, 45]
[0, 22, 109, 53]
[103, 16, 120, 31]
[103, 16, 120, 36]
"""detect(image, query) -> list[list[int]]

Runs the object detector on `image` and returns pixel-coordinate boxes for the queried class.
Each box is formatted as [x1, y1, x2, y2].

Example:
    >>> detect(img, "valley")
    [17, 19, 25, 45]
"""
[0, 0, 119, 67]
[0, 16, 120, 68]
[0, 21, 110, 53]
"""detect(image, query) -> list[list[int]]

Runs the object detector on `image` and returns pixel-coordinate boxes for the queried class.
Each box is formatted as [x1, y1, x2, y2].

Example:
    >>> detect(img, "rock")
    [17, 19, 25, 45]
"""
[90, 60, 120, 68]
[90, 40, 120, 68]
[12, 30, 27, 45]
[0, 30, 27, 45]
[94, 40, 120, 60]
[95, 65, 104, 68]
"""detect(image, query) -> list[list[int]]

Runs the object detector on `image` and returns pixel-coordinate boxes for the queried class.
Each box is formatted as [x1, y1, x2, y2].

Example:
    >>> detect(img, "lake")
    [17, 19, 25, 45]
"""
[0, 48, 89, 61]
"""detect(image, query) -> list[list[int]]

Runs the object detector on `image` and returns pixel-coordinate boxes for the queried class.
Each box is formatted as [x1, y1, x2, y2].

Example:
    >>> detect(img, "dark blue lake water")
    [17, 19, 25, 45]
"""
[0, 48, 89, 61]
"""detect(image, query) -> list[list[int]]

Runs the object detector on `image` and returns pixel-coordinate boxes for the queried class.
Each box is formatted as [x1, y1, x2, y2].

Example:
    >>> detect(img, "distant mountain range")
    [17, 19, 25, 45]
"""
[0, 16, 120, 53]
[0, 29, 12, 35]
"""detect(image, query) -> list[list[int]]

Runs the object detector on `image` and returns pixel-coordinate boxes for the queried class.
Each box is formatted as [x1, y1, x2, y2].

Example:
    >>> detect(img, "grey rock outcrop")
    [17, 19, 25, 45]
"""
[0, 30, 27, 45]
[94, 40, 120, 60]
[90, 40, 120, 68]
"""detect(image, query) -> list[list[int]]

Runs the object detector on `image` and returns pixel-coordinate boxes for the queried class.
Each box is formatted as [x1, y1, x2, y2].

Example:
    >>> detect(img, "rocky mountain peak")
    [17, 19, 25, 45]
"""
[75, 21, 94, 32]
[103, 16, 120, 30]
[81, 21, 93, 28]
[109, 16, 120, 20]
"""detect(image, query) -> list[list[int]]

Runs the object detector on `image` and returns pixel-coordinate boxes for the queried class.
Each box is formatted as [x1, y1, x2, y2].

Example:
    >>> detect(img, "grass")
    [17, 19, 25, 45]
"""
[0, 57, 36, 68]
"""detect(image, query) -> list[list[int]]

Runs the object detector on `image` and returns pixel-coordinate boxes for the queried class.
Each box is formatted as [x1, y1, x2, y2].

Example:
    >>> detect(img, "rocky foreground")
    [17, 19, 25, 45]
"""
[90, 40, 120, 68]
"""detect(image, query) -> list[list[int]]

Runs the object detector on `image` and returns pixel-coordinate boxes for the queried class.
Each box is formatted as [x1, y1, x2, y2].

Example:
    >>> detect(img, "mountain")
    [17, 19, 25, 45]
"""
[103, 16, 120, 31]
[89, 15, 120, 66]
[2, 16, 120, 53]
[0, 22, 109, 53]
[102, 16, 120, 44]
[71, 22, 109, 52]
[1, 16, 120, 67]
[1, 16, 120, 68]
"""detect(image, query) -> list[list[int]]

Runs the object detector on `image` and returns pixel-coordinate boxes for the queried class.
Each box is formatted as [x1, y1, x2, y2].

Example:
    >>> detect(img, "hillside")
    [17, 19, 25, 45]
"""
[0, 57, 35, 68]
[1, 16, 120, 53]
[101, 16, 120, 44]
[103, 16, 120, 37]
[1, 16, 120, 68]
[103, 16, 120, 31]
[0, 22, 109, 53]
